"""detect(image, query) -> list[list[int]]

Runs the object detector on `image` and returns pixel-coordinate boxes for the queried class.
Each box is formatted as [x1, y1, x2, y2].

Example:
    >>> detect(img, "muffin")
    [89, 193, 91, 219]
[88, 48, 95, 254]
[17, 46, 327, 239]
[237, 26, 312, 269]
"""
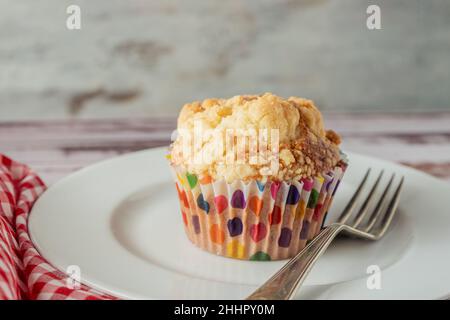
[168, 93, 347, 260]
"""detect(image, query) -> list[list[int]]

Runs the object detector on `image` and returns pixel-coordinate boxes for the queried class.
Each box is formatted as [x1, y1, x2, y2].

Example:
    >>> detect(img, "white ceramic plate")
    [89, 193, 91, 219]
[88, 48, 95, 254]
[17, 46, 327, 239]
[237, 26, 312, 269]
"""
[29, 147, 450, 299]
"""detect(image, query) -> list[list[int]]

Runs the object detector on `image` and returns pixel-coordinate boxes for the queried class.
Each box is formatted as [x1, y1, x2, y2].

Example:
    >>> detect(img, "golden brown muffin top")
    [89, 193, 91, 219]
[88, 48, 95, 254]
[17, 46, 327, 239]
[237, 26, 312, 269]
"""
[170, 93, 341, 183]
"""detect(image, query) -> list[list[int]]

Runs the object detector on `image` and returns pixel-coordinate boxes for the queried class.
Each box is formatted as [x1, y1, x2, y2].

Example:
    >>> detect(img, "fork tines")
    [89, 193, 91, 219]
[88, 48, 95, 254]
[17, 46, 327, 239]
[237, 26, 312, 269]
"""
[337, 168, 404, 239]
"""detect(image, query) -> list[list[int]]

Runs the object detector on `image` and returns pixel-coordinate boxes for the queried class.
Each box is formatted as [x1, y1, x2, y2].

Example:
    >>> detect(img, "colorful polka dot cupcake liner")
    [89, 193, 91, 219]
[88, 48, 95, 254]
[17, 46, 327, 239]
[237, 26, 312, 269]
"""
[169, 158, 347, 261]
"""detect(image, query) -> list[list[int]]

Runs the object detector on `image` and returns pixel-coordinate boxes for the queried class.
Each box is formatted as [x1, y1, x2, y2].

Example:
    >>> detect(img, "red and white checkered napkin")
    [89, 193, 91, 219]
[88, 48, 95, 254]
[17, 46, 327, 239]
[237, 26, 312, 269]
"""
[0, 154, 116, 300]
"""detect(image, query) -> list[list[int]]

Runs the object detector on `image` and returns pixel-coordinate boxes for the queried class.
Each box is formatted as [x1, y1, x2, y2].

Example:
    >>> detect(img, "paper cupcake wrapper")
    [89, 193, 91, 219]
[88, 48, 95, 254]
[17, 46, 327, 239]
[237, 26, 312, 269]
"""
[169, 158, 347, 261]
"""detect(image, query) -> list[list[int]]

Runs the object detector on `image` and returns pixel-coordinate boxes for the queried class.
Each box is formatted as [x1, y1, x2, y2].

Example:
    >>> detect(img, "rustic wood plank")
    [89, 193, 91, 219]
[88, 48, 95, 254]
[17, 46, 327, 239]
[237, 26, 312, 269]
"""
[1, 113, 449, 185]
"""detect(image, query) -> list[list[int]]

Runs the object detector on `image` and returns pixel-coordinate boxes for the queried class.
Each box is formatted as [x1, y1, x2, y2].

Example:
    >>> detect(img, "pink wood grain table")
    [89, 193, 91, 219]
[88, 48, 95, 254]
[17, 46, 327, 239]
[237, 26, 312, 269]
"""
[1, 112, 450, 185]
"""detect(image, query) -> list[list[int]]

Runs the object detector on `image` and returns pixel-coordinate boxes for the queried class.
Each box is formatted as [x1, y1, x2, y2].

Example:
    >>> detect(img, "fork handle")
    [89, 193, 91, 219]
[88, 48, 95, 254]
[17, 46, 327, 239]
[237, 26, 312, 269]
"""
[246, 224, 344, 300]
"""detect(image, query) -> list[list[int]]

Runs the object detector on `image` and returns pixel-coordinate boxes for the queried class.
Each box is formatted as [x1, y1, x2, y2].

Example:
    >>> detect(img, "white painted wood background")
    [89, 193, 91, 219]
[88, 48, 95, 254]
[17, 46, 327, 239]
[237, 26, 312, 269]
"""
[1, 0, 450, 120]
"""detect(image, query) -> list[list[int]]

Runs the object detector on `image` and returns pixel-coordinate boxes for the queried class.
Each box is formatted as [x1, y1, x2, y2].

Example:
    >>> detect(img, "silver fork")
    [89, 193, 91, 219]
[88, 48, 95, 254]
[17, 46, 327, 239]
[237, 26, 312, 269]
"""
[246, 169, 404, 300]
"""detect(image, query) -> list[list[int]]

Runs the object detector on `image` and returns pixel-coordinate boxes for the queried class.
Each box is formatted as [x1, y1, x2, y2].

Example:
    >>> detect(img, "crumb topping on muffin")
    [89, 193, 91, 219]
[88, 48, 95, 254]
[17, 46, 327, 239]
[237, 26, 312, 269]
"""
[170, 93, 341, 183]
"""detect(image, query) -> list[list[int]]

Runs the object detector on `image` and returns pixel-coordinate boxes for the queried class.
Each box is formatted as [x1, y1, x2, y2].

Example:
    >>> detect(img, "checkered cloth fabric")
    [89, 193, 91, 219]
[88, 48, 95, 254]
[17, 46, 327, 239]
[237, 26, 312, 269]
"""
[0, 154, 116, 300]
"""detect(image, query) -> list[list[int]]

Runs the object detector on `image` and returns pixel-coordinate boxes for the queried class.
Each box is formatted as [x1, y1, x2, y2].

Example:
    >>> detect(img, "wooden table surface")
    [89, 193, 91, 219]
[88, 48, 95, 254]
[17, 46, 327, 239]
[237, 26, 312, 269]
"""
[1, 112, 450, 185]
